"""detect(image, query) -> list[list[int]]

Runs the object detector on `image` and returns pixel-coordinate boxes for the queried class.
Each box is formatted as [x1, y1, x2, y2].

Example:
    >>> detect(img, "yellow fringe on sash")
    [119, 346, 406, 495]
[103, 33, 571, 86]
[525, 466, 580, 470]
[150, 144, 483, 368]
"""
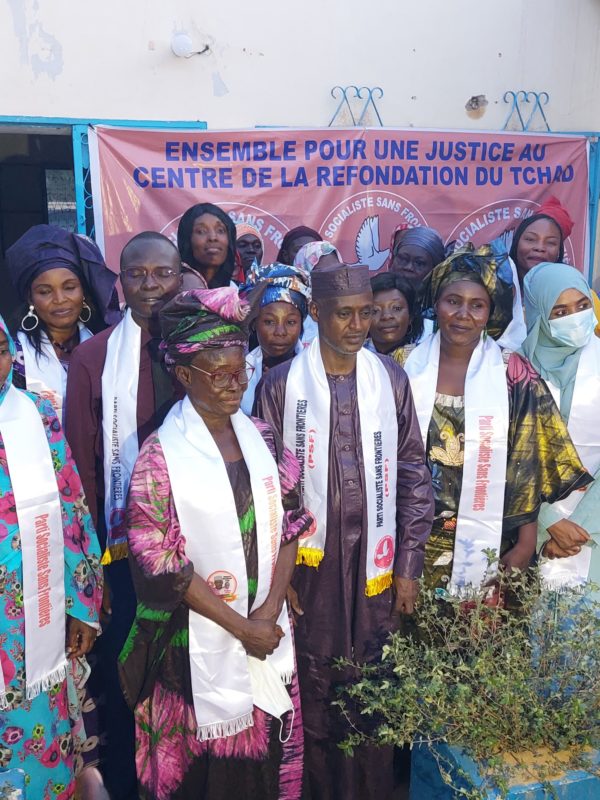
[365, 571, 393, 597]
[101, 542, 129, 566]
[296, 547, 324, 568]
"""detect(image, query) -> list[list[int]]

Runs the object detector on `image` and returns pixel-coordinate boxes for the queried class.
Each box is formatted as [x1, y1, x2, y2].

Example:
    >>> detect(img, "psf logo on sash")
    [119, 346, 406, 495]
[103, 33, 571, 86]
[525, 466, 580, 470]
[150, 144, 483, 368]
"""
[207, 571, 238, 603]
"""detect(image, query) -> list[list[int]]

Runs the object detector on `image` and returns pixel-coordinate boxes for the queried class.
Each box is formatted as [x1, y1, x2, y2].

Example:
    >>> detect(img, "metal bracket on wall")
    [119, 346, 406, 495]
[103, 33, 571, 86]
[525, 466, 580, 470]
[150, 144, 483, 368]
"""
[503, 91, 551, 132]
[328, 86, 384, 127]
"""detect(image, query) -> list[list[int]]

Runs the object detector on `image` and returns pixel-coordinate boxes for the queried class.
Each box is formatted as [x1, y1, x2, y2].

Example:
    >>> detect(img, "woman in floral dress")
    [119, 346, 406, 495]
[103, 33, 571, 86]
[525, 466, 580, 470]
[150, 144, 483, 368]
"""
[0, 314, 102, 798]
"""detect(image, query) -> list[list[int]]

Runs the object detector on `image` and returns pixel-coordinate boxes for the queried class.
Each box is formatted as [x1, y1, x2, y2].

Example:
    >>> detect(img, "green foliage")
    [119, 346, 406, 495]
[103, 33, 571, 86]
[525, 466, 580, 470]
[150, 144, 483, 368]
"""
[336, 565, 600, 799]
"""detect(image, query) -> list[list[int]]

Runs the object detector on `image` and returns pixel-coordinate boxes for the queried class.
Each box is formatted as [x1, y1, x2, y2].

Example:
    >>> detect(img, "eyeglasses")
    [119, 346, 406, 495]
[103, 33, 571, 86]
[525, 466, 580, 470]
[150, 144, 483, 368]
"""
[189, 362, 255, 389]
[121, 267, 179, 281]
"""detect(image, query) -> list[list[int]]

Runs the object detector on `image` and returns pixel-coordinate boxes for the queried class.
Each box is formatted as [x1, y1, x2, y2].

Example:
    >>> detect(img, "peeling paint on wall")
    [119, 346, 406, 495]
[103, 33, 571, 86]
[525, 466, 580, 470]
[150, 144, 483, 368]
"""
[7, 0, 63, 79]
[212, 71, 229, 97]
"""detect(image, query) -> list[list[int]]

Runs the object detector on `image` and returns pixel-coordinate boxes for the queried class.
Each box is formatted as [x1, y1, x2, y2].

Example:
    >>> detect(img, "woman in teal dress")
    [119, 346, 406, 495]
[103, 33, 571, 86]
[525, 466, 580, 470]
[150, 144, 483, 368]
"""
[0, 314, 102, 798]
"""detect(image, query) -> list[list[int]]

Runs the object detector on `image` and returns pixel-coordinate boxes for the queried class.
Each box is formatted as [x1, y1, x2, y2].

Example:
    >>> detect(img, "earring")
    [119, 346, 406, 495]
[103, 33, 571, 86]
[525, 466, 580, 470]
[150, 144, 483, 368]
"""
[21, 305, 39, 332]
[79, 302, 92, 323]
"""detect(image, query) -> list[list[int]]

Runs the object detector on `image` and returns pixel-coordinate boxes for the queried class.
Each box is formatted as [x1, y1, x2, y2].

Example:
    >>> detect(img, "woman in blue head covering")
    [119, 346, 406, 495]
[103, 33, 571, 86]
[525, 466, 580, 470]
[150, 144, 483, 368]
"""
[240, 263, 311, 414]
[519, 262, 600, 590]
[389, 226, 446, 285]
[5, 224, 120, 422]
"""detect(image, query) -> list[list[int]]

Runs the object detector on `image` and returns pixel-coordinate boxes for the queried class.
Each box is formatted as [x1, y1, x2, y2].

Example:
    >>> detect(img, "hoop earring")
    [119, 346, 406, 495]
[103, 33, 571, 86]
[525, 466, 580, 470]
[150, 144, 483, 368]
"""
[21, 305, 39, 332]
[79, 302, 92, 323]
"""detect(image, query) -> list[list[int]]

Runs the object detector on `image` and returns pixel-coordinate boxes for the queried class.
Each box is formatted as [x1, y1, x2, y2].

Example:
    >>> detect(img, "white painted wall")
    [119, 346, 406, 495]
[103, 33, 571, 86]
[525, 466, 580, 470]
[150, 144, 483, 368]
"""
[1, 0, 600, 132]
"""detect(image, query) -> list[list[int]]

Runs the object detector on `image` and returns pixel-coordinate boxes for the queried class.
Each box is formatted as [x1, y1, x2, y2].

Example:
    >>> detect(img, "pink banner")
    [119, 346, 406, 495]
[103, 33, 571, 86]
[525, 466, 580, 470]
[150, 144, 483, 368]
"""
[90, 127, 589, 272]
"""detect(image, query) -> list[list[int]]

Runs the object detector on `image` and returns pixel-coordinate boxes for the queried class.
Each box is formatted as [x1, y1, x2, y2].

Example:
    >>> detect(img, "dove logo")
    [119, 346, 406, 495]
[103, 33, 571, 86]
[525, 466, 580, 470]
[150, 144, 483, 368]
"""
[374, 535, 395, 570]
[348, 216, 390, 272]
[321, 191, 427, 272]
[307, 428, 317, 469]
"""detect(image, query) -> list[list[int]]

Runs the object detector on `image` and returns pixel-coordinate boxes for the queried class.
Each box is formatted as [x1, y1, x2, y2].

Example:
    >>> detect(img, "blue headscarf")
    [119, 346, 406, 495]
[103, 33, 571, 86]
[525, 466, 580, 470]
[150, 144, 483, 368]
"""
[5, 225, 120, 326]
[519, 262, 593, 420]
[241, 262, 311, 320]
[394, 226, 446, 266]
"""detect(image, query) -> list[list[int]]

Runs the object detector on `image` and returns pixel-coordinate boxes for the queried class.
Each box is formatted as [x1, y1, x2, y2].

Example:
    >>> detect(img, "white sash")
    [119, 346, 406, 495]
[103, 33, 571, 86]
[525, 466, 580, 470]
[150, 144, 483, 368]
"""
[158, 398, 294, 740]
[282, 339, 398, 596]
[241, 341, 304, 416]
[496, 257, 527, 351]
[404, 333, 509, 593]
[101, 310, 141, 563]
[0, 386, 66, 705]
[18, 324, 92, 421]
[540, 337, 600, 588]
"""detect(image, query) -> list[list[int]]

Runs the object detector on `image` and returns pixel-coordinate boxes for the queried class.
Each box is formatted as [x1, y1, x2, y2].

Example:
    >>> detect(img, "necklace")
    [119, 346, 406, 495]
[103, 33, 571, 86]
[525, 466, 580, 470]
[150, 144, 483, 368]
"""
[50, 333, 79, 354]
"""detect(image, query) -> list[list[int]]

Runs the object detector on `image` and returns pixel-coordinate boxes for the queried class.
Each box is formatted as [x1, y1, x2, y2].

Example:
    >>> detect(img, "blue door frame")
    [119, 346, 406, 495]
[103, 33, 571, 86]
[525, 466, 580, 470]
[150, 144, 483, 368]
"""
[0, 116, 599, 281]
[0, 115, 207, 237]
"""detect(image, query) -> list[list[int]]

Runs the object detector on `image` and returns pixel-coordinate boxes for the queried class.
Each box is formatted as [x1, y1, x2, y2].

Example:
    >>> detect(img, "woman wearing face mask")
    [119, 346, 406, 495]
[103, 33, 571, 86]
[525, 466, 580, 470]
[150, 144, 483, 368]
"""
[6, 225, 120, 421]
[404, 245, 590, 593]
[120, 288, 313, 800]
[240, 263, 311, 416]
[519, 262, 600, 590]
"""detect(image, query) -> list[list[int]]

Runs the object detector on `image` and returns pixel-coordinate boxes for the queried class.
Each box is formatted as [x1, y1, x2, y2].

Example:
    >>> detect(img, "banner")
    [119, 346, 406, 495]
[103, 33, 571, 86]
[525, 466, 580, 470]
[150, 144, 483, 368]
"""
[90, 127, 589, 272]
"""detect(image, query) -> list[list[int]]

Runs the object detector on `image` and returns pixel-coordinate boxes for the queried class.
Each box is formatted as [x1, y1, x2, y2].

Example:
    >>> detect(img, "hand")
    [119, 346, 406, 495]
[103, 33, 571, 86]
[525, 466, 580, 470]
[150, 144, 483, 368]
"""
[500, 545, 534, 572]
[287, 585, 304, 626]
[543, 538, 580, 559]
[392, 576, 419, 616]
[66, 617, 97, 658]
[239, 619, 284, 660]
[547, 519, 590, 553]
[249, 598, 280, 625]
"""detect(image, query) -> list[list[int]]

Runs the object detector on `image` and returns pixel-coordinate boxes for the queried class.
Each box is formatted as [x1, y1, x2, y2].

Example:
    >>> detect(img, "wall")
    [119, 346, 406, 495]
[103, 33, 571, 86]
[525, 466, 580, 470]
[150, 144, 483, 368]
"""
[1, 0, 600, 133]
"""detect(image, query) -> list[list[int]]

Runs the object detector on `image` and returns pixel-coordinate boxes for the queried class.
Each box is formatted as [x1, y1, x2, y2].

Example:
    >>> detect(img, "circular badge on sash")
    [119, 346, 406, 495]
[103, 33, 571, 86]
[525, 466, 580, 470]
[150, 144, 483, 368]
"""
[207, 571, 238, 602]
[374, 535, 394, 570]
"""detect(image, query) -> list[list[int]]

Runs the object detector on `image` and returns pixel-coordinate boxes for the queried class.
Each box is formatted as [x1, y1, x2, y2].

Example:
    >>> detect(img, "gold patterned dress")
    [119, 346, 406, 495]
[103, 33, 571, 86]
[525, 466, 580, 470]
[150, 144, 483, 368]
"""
[423, 352, 591, 590]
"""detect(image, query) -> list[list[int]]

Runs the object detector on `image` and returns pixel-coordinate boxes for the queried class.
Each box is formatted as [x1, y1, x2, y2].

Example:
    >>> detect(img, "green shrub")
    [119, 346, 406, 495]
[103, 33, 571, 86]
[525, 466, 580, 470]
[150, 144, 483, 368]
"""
[336, 561, 600, 798]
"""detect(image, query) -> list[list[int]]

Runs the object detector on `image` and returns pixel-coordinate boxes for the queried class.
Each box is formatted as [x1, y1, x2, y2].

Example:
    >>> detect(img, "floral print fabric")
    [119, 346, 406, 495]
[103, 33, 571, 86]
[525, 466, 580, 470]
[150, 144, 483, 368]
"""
[0, 394, 102, 798]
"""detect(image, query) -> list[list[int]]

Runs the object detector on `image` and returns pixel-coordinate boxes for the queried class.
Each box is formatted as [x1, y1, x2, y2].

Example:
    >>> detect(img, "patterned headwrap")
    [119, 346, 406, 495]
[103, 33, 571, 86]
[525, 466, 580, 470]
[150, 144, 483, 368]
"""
[293, 241, 342, 274]
[159, 287, 250, 368]
[0, 314, 16, 406]
[241, 262, 311, 319]
[423, 241, 514, 340]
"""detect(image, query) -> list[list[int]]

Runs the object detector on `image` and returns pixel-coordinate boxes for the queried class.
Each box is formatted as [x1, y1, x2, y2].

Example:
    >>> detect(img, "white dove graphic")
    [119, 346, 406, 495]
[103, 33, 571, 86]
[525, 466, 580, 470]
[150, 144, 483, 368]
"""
[348, 215, 390, 271]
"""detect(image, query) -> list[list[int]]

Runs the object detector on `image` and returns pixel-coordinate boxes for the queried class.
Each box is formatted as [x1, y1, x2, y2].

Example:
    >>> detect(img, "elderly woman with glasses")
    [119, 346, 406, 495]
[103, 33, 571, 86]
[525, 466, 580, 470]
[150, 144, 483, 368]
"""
[119, 287, 313, 800]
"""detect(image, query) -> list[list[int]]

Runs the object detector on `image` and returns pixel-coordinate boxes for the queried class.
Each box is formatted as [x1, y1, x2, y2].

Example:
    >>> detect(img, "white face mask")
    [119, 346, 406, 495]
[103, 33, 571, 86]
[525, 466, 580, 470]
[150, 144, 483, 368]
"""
[548, 307, 596, 348]
[247, 655, 294, 743]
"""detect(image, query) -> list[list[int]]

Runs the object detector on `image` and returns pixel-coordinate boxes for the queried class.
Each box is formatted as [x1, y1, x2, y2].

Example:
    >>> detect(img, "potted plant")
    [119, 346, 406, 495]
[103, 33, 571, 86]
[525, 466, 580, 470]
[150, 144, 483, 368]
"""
[336, 561, 600, 799]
